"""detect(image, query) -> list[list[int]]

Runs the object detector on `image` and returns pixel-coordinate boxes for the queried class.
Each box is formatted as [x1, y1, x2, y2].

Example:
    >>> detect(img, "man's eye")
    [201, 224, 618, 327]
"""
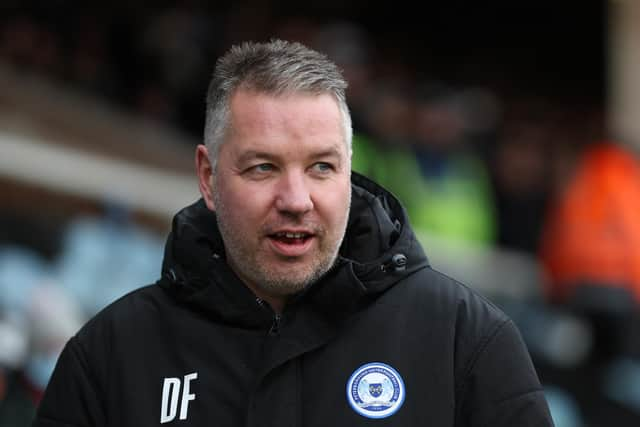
[312, 162, 333, 173]
[253, 163, 274, 172]
[244, 163, 275, 179]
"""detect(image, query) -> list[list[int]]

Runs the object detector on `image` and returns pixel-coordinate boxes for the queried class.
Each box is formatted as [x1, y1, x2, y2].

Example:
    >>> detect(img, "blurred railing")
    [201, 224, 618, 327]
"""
[0, 61, 200, 226]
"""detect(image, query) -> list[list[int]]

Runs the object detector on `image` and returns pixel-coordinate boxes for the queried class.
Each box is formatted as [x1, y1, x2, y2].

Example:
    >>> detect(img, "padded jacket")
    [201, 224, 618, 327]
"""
[34, 172, 553, 427]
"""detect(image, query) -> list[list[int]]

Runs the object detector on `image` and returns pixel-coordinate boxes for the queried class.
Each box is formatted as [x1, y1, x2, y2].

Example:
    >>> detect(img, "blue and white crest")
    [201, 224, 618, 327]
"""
[346, 362, 405, 419]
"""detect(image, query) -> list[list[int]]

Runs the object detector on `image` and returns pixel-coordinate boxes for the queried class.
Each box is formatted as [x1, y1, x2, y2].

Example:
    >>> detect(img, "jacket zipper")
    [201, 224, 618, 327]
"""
[261, 260, 348, 337]
[269, 313, 282, 336]
[256, 297, 282, 336]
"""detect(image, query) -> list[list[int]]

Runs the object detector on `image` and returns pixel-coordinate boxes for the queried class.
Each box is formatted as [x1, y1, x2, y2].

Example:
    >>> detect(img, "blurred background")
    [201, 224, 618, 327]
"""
[0, 1, 638, 426]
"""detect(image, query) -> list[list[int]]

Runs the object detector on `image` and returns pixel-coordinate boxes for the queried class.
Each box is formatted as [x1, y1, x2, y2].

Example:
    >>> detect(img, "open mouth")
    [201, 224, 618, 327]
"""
[267, 231, 315, 256]
[269, 231, 313, 244]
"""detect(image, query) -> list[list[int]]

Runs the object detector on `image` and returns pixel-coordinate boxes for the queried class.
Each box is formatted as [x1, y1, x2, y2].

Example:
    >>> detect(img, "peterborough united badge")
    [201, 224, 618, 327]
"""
[346, 362, 405, 419]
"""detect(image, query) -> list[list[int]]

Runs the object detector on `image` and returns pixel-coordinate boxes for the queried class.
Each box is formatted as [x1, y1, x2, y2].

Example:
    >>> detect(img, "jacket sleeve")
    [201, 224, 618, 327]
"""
[457, 319, 555, 427]
[32, 337, 106, 427]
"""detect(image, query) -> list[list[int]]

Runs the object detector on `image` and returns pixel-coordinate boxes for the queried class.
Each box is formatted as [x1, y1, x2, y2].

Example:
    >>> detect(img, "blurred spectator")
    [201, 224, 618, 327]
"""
[0, 12, 64, 78]
[0, 243, 79, 424]
[0, 14, 41, 69]
[56, 206, 163, 317]
[313, 20, 375, 134]
[0, 247, 49, 319]
[410, 82, 496, 246]
[490, 102, 551, 253]
[540, 142, 640, 308]
[350, 79, 429, 231]
[67, 13, 120, 99]
[0, 366, 35, 426]
[133, 4, 218, 134]
[0, 283, 84, 425]
[23, 283, 84, 399]
[0, 206, 165, 424]
[539, 141, 640, 424]
[0, 314, 28, 373]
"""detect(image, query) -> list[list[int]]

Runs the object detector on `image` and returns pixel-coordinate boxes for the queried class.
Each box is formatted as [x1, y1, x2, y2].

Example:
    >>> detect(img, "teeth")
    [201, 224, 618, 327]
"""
[276, 232, 306, 238]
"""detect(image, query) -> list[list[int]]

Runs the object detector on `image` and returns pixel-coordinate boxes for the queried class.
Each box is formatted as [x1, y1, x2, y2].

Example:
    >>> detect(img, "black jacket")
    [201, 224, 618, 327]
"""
[34, 173, 553, 427]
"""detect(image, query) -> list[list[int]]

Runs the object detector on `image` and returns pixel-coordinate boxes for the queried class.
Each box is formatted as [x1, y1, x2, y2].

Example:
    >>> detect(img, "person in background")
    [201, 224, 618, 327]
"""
[539, 141, 640, 425]
[410, 83, 496, 246]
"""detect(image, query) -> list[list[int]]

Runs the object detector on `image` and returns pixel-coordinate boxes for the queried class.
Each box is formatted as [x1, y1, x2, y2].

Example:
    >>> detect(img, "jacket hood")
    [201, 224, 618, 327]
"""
[158, 172, 429, 328]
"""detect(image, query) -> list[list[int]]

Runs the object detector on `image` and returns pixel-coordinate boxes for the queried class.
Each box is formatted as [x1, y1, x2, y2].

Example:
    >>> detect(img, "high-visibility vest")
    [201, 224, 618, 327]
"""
[352, 133, 495, 246]
[540, 143, 640, 303]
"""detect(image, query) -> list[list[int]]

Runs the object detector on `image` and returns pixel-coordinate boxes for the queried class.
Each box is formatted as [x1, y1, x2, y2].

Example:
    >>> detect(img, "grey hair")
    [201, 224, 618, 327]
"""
[204, 39, 352, 171]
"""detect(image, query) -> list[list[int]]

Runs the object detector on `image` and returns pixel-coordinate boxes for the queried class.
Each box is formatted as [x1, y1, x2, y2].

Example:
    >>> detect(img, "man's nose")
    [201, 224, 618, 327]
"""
[275, 171, 314, 215]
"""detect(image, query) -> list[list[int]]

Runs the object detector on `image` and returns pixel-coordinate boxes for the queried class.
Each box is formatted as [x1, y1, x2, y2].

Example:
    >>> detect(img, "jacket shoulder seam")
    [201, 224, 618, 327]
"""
[456, 318, 511, 401]
[426, 267, 507, 315]
[493, 386, 545, 407]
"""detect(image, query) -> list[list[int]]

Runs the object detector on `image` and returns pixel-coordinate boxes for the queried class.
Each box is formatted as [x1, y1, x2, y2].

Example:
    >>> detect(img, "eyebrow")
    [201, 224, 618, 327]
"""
[309, 146, 343, 161]
[236, 145, 344, 165]
[236, 150, 278, 165]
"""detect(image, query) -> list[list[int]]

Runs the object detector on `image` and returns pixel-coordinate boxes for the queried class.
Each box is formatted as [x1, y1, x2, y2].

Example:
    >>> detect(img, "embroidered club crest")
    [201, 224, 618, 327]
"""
[346, 362, 405, 419]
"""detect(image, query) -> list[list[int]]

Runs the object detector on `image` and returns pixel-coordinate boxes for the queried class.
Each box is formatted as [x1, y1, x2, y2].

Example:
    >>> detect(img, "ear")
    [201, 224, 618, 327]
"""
[195, 144, 216, 211]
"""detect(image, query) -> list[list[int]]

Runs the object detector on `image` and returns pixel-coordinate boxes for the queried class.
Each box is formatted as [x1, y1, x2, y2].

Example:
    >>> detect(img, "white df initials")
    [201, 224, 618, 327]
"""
[160, 372, 198, 423]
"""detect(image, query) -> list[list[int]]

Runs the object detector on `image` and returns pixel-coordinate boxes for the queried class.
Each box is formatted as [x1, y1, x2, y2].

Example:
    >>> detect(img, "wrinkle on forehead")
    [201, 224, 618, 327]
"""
[224, 90, 348, 160]
[229, 90, 344, 134]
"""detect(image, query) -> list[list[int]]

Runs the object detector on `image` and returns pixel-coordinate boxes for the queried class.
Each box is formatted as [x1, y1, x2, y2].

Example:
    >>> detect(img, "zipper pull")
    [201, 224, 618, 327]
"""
[269, 313, 282, 336]
[256, 298, 282, 335]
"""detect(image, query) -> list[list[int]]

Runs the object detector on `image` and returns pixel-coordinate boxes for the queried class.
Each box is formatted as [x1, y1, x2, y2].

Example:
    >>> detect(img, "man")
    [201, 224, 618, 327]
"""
[34, 40, 553, 426]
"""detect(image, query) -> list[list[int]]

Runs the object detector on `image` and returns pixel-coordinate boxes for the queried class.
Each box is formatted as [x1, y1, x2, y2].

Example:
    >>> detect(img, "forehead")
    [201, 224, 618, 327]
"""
[225, 90, 346, 154]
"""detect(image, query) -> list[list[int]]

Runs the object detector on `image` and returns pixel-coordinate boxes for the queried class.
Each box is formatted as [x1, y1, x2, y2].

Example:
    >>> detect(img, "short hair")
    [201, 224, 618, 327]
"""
[204, 39, 352, 171]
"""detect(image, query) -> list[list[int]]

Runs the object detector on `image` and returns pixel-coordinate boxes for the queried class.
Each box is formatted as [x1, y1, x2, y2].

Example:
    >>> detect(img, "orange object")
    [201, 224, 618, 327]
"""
[540, 143, 640, 303]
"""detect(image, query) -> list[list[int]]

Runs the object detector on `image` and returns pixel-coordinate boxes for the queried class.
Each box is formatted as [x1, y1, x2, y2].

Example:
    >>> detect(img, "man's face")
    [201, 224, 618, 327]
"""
[210, 90, 351, 303]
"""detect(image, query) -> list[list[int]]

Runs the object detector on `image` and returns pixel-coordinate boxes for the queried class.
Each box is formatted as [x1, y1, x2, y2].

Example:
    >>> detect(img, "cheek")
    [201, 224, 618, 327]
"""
[219, 183, 272, 223]
[314, 182, 351, 224]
